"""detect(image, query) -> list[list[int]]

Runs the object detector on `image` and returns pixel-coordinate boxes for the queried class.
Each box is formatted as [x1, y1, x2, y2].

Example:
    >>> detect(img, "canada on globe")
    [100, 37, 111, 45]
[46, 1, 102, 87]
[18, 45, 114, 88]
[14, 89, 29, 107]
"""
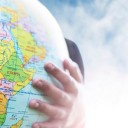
[0, 0, 69, 127]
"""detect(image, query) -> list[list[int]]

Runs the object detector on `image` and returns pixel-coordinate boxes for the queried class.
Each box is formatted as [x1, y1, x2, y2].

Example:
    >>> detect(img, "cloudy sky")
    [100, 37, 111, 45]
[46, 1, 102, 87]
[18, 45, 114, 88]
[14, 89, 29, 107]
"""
[39, 0, 128, 128]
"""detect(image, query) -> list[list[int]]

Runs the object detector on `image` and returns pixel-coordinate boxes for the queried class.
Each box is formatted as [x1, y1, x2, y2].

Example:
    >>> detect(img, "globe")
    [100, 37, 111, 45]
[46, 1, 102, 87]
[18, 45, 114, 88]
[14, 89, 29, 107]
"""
[0, 0, 69, 127]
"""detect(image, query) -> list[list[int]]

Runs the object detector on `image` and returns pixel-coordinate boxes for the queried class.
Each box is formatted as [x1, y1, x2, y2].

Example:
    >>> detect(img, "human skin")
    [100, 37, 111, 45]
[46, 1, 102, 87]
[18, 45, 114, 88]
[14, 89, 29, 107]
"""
[29, 59, 86, 128]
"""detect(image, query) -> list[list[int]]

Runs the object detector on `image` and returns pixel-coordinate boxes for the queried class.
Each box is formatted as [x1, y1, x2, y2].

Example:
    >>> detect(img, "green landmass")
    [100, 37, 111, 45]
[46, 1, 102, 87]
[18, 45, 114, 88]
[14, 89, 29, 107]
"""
[1, 52, 29, 82]
[0, 114, 6, 126]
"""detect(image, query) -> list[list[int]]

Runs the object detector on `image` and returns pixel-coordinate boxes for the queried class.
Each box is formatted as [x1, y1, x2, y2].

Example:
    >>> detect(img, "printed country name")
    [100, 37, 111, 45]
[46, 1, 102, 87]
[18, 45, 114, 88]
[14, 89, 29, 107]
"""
[7, 71, 20, 76]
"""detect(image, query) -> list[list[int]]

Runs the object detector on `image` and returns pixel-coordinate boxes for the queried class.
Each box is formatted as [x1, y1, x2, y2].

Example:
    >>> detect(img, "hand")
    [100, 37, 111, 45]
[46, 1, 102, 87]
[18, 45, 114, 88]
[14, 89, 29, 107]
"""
[29, 59, 86, 128]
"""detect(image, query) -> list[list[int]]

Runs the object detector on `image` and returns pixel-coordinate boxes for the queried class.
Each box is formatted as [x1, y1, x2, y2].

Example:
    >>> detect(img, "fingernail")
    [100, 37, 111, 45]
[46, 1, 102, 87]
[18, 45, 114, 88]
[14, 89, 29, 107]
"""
[35, 102, 39, 108]
[30, 100, 39, 108]
[32, 79, 43, 87]
[45, 63, 55, 71]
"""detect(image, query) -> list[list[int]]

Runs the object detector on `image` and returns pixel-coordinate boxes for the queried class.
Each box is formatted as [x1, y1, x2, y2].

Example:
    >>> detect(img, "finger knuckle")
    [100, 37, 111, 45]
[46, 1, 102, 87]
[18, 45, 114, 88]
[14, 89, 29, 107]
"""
[41, 103, 47, 110]
[63, 76, 71, 85]
[39, 81, 51, 93]
[42, 84, 50, 92]
[37, 101, 46, 112]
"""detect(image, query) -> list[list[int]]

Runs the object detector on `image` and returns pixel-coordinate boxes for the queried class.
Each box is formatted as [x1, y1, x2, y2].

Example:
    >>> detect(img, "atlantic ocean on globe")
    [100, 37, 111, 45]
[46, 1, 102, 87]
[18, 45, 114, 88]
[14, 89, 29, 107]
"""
[0, 0, 69, 127]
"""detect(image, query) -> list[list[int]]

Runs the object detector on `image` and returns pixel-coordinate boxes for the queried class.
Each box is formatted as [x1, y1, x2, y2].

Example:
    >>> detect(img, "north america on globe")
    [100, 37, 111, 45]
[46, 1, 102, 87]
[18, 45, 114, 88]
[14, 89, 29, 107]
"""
[0, 0, 68, 127]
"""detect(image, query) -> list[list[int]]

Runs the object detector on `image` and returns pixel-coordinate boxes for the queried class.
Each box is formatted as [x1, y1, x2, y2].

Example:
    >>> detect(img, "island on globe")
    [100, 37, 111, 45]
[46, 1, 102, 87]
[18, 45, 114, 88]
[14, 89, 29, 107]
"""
[0, 0, 69, 127]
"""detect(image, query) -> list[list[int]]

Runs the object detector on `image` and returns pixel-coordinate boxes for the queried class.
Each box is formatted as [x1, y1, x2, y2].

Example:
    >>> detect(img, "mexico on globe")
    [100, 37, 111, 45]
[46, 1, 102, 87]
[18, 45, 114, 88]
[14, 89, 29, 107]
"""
[0, 0, 69, 127]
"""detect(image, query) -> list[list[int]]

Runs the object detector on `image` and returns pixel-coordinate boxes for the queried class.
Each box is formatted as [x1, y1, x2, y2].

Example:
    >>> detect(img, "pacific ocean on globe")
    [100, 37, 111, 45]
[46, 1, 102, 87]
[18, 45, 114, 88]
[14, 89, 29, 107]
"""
[0, 0, 69, 127]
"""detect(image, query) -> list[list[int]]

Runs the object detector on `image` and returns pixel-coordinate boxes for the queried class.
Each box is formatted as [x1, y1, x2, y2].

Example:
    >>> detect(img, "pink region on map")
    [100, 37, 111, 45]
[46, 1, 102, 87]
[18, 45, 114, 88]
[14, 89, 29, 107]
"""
[18, 17, 32, 32]
[0, 79, 15, 99]
[29, 56, 40, 63]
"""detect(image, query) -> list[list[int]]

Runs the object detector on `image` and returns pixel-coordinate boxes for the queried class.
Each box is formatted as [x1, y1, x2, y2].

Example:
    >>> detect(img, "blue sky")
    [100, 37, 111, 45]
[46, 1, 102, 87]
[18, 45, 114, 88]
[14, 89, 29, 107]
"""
[39, 0, 79, 6]
[38, 1, 128, 128]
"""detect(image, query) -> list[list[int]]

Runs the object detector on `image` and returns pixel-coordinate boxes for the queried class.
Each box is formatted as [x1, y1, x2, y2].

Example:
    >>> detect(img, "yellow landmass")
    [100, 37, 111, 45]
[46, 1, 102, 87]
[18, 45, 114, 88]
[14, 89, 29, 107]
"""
[0, 40, 15, 69]
[11, 119, 23, 128]
[12, 25, 47, 64]
[0, 73, 4, 79]
[13, 68, 35, 95]
[0, 93, 8, 114]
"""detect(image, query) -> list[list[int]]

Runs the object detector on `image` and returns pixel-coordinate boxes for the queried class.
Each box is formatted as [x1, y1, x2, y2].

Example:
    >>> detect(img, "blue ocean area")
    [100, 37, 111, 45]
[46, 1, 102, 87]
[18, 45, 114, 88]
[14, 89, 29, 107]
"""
[0, 12, 11, 23]
[0, 0, 17, 10]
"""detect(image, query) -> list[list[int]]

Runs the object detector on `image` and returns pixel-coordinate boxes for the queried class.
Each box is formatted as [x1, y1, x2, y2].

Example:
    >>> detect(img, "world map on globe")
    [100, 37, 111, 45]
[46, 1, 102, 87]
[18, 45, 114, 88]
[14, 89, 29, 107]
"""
[0, 0, 68, 127]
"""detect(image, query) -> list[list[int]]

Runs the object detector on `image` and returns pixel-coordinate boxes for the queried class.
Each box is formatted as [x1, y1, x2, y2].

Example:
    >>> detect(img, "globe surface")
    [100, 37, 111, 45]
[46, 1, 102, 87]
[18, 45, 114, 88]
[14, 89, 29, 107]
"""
[0, 0, 69, 127]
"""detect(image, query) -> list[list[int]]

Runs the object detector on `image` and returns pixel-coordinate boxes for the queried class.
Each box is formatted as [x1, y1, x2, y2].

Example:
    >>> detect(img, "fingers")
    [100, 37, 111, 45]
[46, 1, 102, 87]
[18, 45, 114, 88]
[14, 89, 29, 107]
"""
[44, 62, 78, 94]
[29, 59, 85, 128]
[32, 79, 73, 106]
[29, 99, 66, 120]
[63, 59, 83, 83]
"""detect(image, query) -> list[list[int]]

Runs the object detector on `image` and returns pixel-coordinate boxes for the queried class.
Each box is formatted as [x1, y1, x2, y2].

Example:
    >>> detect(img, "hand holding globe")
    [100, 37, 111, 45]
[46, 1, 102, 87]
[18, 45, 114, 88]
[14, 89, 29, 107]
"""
[29, 59, 86, 128]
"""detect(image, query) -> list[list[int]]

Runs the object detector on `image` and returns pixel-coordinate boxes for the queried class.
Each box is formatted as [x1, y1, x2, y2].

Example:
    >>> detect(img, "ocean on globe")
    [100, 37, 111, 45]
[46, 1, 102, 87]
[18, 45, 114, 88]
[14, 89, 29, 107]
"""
[0, 0, 69, 127]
